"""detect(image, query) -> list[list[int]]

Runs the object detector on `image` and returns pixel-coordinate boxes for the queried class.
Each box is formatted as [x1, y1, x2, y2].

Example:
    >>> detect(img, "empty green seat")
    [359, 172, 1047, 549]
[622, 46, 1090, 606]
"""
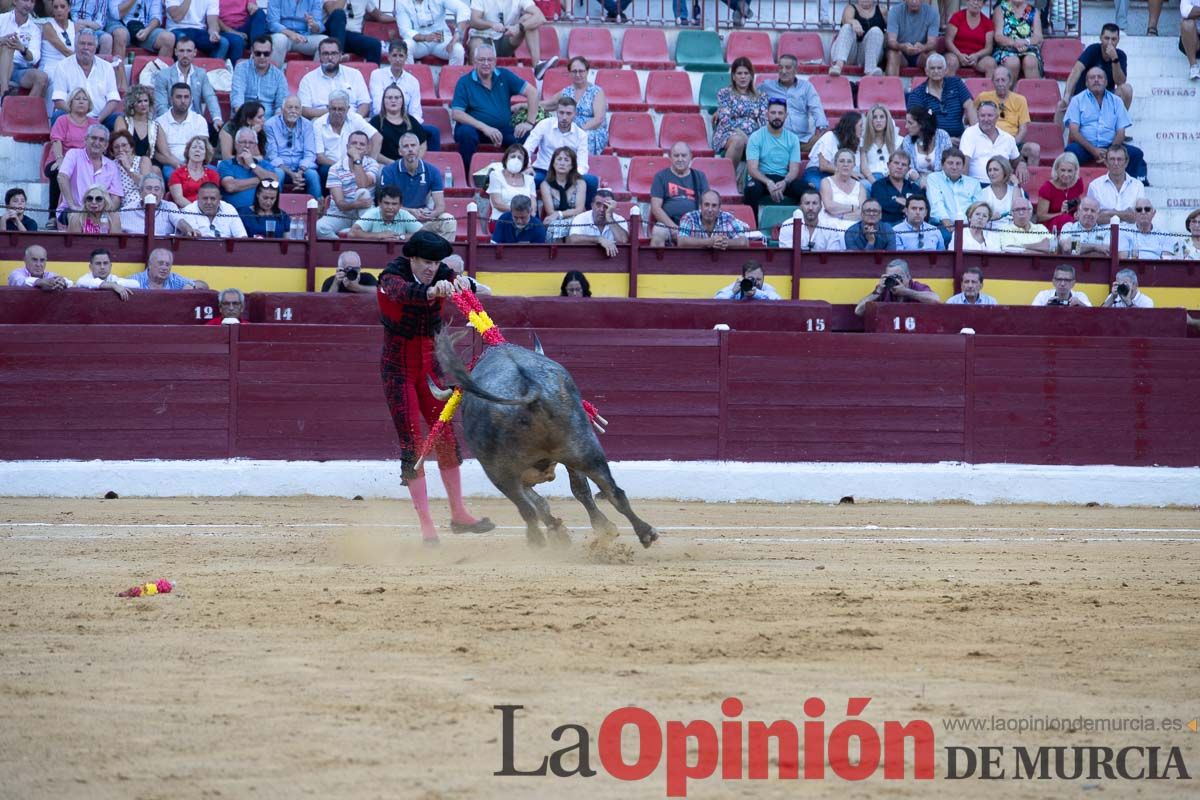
[675, 31, 728, 72]
[698, 72, 728, 113]
[756, 205, 800, 242]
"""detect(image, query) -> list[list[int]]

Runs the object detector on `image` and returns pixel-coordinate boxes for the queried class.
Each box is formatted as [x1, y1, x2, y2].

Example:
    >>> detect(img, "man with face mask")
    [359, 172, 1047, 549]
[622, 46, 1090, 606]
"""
[75, 248, 137, 299]
[376, 230, 494, 545]
[744, 98, 810, 213]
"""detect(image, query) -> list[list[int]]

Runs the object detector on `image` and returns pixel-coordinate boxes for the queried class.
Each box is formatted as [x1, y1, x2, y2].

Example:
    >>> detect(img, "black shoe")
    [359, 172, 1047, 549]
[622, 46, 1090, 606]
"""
[450, 517, 496, 534]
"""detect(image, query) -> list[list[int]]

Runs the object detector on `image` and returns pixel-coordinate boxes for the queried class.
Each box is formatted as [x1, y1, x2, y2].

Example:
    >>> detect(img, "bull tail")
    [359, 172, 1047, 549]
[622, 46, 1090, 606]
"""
[435, 330, 536, 406]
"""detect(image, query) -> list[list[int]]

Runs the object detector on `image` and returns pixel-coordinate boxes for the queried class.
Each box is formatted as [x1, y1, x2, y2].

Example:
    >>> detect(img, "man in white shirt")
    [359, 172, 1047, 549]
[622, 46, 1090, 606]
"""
[324, 0, 393, 64]
[946, 267, 998, 306]
[778, 189, 844, 251]
[175, 181, 249, 237]
[299, 37, 371, 118]
[1058, 197, 1111, 256]
[1122, 199, 1172, 259]
[50, 28, 121, 127]
[566, 188, 628, 258]
[1102, 268, 1154, 308]
[958, 100, 1025, 185]
[522, 98, 599, 199]
[467, 0, 556, 79]
[76, 248, 138, 300]
[165, 0, 230, 59]
[312, 90, 381, 185]
[121, 173, 180, 235]
[1085, 145, 1145, 225]
[0, 0, 48, 100]
[1031, 264, 1092, 307]
[155, 82, 211, 180]
[397, 0, 468, 65]
[369, 38, 421, 118]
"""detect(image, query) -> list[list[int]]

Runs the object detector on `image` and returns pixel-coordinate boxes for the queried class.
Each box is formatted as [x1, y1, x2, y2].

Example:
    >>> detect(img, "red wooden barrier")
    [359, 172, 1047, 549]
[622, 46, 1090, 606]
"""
[863, 303, 1189, 338]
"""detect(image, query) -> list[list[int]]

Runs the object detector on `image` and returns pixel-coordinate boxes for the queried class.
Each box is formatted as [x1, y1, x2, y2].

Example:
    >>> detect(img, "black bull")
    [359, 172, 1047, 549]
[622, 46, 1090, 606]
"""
[430, 331, 659, 549]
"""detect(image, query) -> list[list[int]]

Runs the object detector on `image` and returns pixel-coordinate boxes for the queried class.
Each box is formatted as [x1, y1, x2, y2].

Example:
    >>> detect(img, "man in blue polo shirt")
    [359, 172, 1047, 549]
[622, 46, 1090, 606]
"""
[449, 40, 539, 172]
[906, 54, 976, 140]
[379, 132, 457, 239]
[1064, 66, 1146, 181]
[491, 195, 546, 243]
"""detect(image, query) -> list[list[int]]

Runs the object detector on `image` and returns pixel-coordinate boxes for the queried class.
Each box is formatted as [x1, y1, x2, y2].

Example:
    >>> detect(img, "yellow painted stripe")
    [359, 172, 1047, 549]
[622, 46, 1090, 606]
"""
[477, 271, 630, 298]
[183, 266, 308, 292]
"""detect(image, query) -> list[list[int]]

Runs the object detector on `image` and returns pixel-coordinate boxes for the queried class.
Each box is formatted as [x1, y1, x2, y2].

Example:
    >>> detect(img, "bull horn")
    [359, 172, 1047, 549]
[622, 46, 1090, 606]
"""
[427, 376, 454, 401]
[531, 331, 545, 356]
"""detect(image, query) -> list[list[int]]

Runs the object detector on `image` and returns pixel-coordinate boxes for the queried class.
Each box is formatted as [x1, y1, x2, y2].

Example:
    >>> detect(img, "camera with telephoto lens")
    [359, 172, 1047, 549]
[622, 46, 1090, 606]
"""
[343, 267, 360, 283]
[1116, 283, 1130, 297]
[739, 277, 756, 295]
[1046, 297, 1070, 306]
[883, 274, 900, 290]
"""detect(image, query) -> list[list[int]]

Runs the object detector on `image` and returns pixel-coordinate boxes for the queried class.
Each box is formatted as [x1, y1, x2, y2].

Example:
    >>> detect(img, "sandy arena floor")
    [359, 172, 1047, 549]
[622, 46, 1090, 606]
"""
[1, 497, 1198, 799]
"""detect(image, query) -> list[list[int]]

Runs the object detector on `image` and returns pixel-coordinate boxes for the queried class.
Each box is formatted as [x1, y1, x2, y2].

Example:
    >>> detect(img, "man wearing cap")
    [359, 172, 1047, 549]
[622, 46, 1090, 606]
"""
[376, 230, 494, 545]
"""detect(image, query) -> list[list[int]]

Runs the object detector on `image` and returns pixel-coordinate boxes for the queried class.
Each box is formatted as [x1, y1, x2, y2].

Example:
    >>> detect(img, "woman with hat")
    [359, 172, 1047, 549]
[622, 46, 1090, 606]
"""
[377, 231, 495, 545]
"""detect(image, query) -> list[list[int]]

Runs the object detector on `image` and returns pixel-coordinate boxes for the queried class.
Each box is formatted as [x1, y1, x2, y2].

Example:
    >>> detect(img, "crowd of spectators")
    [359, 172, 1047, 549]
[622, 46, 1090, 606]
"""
[0, 1, 1197, 264]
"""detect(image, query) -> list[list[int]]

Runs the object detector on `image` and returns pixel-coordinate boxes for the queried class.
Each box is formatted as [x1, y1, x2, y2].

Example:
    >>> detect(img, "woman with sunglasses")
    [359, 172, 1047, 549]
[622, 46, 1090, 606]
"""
[218, 101, 267, 161]
[168, 136, 220, 208]
[370, 85, 429, 166]
[114, 86, 163, 161]
[45, 87, 96, 228]
[39, 0, 76, 76]
[66, 186, 122, 234]
[239, 180, 291, 239]
[109, 130, 153, 222]
[858, 104, 900, 184]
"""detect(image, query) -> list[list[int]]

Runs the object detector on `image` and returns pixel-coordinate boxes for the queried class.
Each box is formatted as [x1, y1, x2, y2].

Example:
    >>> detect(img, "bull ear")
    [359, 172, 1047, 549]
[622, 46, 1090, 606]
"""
[531, 332, 544, 356]
[427, 376, 454, 401]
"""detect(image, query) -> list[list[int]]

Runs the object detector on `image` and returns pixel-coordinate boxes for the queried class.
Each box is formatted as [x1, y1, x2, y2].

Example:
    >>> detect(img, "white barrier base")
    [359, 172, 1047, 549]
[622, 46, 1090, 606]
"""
[1, 460, 1198, 506]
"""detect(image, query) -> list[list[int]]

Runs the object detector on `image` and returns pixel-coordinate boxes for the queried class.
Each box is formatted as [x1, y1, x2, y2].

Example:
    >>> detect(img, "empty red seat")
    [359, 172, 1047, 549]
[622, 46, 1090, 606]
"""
[443, 197, 487, 242]
[0, 95, 49, 143]
[658, 113, 713, 156]
[806, 75, 854, 116]
[777, 32, 826, 69]
[725, 31, 774, 71]
[567, 27, 617, 67]
[595, 70, 645, 111]
[192, 57, 227, 75]
[645, 71, 697, 112]
[622, 29, 673, 69]
[1018, 78, 1061, 121]
[344, 62, 376, 91]
[540, 68, 572, 99]
[469, 152, 504, 190]
[589, 154, 626, 196]
[278, 193, 313, 217]
[422, 106, 454, 149]
[691, 157, 739, 200]
[1023, 122, 1065, 164]
[508, 65, 537, 96]
[406, 63, 437, 104]
[606, 112, 658, 155]
[855, 75, 905, 116]
[724, 203, 757, 231]
[627, 156, 671, 197]
[1041, 38, 1083, 80]
[1024, 166, 1052, 200]
[510, 26, 561, 65]
[424, 151, 470, 195]
[437, 65, 471, 99]
[962, 77, 991, 99]
[285, 61, 311, 94]
[362, 20, 392, 41]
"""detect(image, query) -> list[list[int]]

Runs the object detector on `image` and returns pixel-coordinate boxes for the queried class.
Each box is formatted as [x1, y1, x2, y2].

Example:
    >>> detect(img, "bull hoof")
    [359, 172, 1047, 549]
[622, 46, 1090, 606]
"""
[637, 527, 659, 549]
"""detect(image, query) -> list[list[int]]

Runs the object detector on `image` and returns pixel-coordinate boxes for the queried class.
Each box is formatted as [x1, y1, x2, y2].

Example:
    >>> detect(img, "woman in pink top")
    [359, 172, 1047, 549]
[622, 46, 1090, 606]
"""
[45, 88, 98, 229]
[946, 0, 997, 77]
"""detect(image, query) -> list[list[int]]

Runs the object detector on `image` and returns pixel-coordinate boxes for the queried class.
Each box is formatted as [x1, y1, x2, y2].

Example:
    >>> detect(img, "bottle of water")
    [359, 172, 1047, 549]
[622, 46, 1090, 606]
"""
[291, 215, 306, 240]
[444, 168, 453, 189]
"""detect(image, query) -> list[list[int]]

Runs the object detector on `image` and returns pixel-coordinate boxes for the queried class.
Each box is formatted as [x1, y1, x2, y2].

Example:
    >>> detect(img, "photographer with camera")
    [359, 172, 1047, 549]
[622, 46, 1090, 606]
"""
[321, 251, 378, 293]
[714, 260, 781, 301]
[854, 258, 941, 317]
[1101, 268, 1154, 308]
[1031, 264, 1092, 307]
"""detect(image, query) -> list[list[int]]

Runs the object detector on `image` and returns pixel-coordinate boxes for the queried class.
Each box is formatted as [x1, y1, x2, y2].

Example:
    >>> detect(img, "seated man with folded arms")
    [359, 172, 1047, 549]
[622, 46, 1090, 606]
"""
[844, 199, 895, 251]
[7, 245, 69, 291]
[994, 196, 1054, 253]
[129, 246, 210, 289]
[174, 182, 248, 238]
[676, 190, 749, 250]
